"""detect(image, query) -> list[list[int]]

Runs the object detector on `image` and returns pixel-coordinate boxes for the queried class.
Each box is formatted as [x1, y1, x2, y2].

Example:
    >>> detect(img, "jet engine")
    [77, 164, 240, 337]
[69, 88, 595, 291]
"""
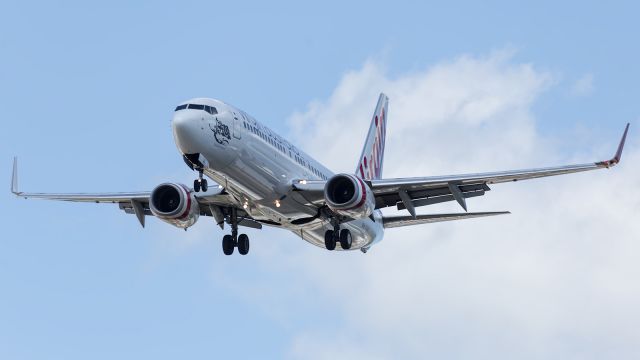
[324, 173, 375, 219]
[149, 183, 200, 228]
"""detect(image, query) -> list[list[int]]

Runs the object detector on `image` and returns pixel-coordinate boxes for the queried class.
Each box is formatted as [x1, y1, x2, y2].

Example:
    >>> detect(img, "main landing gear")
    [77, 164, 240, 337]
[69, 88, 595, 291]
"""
[222, 207, 250, 255]
[324, 225, 352, 251]
[193, 169, 208, 192]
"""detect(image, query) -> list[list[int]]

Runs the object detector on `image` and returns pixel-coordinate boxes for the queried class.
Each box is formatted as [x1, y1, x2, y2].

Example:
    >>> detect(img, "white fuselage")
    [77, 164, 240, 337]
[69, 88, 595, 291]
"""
[171, 98, 385, 250]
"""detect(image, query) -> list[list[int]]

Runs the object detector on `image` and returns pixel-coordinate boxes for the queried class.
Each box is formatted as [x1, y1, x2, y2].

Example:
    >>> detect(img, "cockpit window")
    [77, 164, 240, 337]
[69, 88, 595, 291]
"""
[175, 103, 218, 114]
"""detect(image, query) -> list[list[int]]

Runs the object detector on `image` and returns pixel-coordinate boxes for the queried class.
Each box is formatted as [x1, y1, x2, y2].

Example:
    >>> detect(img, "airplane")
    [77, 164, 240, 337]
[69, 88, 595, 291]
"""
[11, 94, 630, 255]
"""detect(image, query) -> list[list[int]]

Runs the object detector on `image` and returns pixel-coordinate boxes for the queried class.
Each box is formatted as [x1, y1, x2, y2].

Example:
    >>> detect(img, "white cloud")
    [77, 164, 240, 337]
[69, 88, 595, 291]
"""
[290, 51, 554, 176]
[272, 52, 640, 359]
[571, 73, 595, 97]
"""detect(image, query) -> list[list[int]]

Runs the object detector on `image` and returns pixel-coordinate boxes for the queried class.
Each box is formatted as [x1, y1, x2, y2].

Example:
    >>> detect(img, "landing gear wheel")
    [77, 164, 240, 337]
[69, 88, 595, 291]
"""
[237, 234, 250, 255]
[194, 179, 201, 192]
[339, 229, 353, 250]
[324, 230, 336, 251]
[222, 234, 235, 255]
[201, 178, 208, 192]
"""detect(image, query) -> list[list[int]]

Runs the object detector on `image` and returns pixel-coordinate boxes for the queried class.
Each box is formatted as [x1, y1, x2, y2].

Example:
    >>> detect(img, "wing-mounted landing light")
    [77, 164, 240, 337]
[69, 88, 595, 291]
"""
[597, 123, 630, 168]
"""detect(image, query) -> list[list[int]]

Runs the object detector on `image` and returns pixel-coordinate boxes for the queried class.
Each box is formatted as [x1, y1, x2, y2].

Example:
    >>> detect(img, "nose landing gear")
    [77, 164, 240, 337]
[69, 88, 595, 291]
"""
[193, 169, 208, 192]
[183, 154, 209, 193]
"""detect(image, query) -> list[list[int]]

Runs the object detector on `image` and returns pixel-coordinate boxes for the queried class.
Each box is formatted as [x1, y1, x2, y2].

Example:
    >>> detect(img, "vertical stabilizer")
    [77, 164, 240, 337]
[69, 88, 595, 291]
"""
[355, 93, 388, 180]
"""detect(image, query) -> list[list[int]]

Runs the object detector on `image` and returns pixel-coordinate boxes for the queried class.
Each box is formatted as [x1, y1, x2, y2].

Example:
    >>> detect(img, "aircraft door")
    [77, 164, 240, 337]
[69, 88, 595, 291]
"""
[232, 112, 242, 139]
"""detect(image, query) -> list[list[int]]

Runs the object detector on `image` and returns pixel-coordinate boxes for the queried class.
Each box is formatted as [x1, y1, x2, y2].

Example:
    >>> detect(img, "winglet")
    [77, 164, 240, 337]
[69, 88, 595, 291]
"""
[11, 157, 20, 195]
[614, 123, 630, 164]
[597, 123, 630, 168]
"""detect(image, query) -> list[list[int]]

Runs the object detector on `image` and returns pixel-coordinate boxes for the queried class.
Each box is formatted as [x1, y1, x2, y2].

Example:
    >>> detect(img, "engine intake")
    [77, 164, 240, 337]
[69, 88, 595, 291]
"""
[150, 183, 199, 228]
[324, 173, 375, 219]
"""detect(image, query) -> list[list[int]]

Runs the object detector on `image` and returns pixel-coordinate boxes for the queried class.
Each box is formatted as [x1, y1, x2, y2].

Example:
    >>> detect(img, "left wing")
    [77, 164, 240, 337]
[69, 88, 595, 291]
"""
[293, 123, 629, 217]
[371, 123, 629, 214]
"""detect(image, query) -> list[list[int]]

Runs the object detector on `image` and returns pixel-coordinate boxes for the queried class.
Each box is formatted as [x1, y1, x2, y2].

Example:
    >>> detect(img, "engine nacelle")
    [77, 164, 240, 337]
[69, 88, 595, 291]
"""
[324, 173, 375, 219]
[149, 183, 200, 229]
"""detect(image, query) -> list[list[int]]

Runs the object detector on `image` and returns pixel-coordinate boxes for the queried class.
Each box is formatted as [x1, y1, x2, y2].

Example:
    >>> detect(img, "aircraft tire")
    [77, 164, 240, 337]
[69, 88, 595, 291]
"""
[194, 179, 201, 192]
[324, 230, 336, 251]
[238, 234, 250, 255]
[201, 179, 208, 192]
[222, 234, 235, 255]
[339, 229, 352, 250]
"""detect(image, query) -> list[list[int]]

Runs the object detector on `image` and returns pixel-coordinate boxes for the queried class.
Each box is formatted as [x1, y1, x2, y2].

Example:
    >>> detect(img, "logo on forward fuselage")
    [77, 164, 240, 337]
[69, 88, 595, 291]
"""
[210, 119, 231, 145]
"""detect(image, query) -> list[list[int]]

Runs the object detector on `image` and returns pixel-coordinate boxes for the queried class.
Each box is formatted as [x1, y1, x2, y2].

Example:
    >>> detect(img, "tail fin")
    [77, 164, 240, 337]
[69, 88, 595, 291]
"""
[355, 93, 388, 180]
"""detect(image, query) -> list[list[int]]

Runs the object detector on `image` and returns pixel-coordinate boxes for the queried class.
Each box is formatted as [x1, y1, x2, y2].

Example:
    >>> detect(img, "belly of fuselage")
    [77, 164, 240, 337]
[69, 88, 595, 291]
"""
[296, 216, 383, 250]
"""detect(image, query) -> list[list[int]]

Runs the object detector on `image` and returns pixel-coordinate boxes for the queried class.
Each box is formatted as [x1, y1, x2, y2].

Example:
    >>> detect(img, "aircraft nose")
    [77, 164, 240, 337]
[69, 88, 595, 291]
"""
[172, 111, 201, 154]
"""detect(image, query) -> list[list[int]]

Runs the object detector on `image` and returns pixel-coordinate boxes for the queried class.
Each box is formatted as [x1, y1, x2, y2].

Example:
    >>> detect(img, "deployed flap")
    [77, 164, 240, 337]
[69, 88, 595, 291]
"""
[382, 211, 510, 229]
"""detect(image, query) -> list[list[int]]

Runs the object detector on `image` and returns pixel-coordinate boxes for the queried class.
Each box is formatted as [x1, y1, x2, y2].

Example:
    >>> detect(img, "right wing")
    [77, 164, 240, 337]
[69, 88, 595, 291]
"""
[10, 157, 253, 229]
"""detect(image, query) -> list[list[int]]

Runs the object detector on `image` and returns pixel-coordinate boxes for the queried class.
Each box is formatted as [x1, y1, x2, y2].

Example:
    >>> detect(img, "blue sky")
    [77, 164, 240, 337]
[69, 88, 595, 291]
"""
[1, 1, 639, 359]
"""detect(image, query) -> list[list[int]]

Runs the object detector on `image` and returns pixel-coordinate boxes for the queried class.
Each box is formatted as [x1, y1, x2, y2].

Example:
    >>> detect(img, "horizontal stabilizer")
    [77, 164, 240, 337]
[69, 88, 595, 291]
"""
[382, 211, 510, 229]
